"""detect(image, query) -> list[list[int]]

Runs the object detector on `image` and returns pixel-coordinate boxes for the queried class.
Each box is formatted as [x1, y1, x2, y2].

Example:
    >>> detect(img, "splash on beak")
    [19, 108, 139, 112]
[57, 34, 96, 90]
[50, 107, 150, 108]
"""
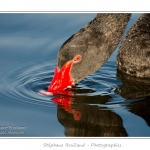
[47, 55, 82, 94]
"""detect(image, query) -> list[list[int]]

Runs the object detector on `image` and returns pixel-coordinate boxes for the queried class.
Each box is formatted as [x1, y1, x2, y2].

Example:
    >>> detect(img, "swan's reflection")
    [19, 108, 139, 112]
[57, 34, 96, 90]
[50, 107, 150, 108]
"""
[50, 70, 150, 137]
[116, 70, 150, 127]
[51, 89, 128, 137]
[116, 70, 150, 99]
[128, 97, 150, 127]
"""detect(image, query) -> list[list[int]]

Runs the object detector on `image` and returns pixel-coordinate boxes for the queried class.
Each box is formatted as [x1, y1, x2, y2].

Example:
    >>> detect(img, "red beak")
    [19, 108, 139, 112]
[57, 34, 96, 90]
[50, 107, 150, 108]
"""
[47, 55, 82, 94]
[47, 60, 75, 93]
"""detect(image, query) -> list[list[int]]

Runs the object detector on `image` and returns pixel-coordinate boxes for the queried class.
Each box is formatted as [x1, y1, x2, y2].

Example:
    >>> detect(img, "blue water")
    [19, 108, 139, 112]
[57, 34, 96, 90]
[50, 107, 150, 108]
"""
[0, 13, 150, 137]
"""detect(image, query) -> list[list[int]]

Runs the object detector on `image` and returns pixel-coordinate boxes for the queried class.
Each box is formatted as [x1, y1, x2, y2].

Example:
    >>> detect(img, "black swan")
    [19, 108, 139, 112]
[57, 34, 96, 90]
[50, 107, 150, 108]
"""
[40, 13, 150, 95]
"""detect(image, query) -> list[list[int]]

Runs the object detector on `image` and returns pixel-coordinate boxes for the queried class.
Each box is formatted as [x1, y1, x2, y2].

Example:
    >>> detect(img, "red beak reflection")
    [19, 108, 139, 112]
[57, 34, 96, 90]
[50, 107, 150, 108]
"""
[51, 90, 82, 121]
[47, 55, 82, 94]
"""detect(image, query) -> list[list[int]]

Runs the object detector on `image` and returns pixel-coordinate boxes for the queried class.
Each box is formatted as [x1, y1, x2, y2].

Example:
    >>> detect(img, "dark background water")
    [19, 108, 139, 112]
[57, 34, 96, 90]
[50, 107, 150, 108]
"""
[0, 13, 150, 137]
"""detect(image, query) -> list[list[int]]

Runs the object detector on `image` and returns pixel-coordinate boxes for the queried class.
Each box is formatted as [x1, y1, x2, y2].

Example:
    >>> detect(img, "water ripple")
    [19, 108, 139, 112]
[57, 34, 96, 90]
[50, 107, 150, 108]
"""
[0, 63, 56, 107]
[0, 61, 137, 108]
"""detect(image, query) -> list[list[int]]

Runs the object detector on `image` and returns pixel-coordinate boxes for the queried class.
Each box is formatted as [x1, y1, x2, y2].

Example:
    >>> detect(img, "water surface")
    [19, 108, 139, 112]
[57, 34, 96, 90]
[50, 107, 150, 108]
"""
[0, 13, 150, 137]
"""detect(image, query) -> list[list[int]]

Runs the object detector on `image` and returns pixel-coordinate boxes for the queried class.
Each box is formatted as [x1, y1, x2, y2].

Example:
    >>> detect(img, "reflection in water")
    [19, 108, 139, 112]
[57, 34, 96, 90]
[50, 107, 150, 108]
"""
[128, 97, 150, 127]
[115, 70, 150, 127]
[51, 89, 128, 137]
[50, 70, 150, 137]
[115, 70, 150, 99]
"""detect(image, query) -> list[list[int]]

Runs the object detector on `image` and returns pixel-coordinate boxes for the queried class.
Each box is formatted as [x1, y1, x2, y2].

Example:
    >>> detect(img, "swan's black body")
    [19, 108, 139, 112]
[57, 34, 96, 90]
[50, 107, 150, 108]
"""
[117, 13, 150, 78]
